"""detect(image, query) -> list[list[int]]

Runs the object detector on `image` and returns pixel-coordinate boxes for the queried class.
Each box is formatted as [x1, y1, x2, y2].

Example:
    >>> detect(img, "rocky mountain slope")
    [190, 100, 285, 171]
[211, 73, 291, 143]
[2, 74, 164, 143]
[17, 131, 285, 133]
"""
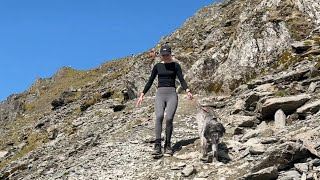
[1, 0, 320, 179]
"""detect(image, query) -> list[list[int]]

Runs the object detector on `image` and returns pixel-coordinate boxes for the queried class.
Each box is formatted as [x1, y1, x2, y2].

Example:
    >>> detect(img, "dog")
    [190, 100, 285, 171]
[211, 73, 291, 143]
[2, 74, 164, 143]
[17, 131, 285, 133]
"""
[196, 102, 225, 163]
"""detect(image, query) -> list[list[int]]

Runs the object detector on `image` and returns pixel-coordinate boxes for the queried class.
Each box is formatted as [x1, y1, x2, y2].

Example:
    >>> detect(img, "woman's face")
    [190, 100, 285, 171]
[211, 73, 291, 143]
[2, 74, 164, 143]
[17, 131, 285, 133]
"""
[161, 54, 172, 62]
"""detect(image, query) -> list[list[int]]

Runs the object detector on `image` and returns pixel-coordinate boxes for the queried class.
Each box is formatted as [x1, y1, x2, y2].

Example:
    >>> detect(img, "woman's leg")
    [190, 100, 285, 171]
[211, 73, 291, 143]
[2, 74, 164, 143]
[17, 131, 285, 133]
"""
[155, 92, 166, 144]
[165, 92, 178, 144]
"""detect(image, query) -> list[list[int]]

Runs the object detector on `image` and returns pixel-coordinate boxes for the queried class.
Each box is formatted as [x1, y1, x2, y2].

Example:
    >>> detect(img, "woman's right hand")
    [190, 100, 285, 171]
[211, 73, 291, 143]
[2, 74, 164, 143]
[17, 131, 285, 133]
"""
[136, 93, 144, 107]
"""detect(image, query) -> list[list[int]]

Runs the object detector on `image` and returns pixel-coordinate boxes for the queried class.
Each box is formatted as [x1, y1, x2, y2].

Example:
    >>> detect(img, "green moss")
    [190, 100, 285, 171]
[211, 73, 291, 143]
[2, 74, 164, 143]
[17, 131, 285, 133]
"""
[274, 50, 300, 69]
[312, 36, 320, 45]
[206, 81, 224, 94]
[303, 40, 313, 46]
[274, 89, 290, 97]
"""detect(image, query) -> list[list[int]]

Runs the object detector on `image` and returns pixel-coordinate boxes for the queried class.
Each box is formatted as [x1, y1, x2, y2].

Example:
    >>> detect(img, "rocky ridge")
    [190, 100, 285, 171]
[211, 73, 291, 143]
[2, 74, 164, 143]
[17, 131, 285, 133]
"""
[1, 0, 320, 179]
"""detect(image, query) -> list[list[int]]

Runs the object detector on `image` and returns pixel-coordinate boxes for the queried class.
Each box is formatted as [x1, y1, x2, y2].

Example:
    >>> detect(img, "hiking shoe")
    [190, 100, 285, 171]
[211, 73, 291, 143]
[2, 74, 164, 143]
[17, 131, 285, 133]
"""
[164, 143, 173, 156]
[152, 143, 162, 155]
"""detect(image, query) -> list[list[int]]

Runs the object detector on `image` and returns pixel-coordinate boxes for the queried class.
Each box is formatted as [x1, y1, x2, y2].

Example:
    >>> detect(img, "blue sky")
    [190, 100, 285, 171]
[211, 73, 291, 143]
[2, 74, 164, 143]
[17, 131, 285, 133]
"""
[0, 0, 217, 101]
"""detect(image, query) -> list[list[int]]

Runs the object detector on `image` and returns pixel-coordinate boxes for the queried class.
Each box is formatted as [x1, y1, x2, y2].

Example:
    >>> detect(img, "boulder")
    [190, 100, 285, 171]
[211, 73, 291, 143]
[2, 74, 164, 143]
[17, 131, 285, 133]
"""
[296, 100, 320, 117]
[242, 166, 278, 180]
[253, 142, 309, 172]
[258, 94, 311, 119]
[229, 115, 260, 128]
[249, 144, 266, 155]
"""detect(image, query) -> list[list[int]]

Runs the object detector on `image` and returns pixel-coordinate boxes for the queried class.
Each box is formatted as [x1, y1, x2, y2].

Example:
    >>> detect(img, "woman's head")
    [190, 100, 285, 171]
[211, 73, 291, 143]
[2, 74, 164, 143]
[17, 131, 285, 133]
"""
[160, 45, 172, 62]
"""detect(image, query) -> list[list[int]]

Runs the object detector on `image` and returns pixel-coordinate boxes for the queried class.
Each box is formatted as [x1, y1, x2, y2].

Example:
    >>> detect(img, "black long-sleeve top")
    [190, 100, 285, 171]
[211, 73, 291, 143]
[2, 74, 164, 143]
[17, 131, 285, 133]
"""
[142, 62, 188, 94]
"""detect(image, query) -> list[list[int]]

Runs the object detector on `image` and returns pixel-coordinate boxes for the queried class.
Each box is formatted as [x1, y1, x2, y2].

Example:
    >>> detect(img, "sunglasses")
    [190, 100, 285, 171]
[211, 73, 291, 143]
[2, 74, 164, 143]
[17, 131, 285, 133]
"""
[161, 54, 171, 57]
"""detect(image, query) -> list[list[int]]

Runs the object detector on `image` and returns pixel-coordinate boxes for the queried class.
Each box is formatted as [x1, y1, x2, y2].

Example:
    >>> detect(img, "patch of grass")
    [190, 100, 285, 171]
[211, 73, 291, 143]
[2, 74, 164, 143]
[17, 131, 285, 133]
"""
[24, 68, 102, 114]
[273, 50, 300, 69]
[312, 36, 320, 45]
[0, 131, 48, 170]
[80, 93, 101, 112]
[206, 81, 224, 94]
[274, 89, 290, 97]
[303, 40, 313, 46]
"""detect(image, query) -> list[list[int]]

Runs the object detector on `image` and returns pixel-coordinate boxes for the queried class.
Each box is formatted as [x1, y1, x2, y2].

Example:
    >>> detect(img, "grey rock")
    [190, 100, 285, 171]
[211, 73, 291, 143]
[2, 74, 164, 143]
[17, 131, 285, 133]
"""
[274, 109, 286, 129]
[291, 41, 313, 54]
[258, 94, 311, 119]
[242, 166, 278, 180]
[171, 162, 186, 170]
[312, 158, 320, 166]
[0, 94, 25, 122]
[72, 119, 84, 127]
[241, 130, 260, 142]
[181, 165, 196, 177]
[232, 100, 245, 114]
[257, 121, 269, 130]
[249, 144, 266, 155]
[278, 170, 301, 180]
[294, 163, 309, 173]
[261, 137, 278, 144]
[253, 142, 309, 172]
[296, 100, 320, 117]
[308, 82, 318, 93]
[230, 115, 260, 128]
[0, 151, 8, 159]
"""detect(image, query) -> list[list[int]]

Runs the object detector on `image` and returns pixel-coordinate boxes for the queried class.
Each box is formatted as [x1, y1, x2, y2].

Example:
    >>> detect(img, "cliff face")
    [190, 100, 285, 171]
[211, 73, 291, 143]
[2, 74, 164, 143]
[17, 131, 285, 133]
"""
[1, 0, 320, 179]
[161, 0, 320, 94]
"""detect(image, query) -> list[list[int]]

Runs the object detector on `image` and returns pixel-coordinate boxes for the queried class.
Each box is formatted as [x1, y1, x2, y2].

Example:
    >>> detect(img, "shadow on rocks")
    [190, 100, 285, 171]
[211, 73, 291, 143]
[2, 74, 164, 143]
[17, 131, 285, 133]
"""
[172, 137, 199, 153]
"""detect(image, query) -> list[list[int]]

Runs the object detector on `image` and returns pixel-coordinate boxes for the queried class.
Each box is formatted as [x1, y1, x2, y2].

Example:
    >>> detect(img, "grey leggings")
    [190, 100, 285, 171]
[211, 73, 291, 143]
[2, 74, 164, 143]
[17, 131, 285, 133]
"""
[155, 87, 178, 144]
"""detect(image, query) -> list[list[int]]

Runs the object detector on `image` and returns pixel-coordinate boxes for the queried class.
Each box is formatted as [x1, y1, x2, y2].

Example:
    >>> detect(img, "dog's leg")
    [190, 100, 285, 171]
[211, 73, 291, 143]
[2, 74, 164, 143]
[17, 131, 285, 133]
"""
[200, 136, 208, 162]
[212, 143, 218, 163]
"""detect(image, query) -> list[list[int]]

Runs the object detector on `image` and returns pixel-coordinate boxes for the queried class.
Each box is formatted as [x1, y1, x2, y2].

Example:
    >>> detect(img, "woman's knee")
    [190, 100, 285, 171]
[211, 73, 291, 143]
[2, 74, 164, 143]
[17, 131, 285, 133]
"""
[166, 118, 173, 126]
[156, 115, 164, 121]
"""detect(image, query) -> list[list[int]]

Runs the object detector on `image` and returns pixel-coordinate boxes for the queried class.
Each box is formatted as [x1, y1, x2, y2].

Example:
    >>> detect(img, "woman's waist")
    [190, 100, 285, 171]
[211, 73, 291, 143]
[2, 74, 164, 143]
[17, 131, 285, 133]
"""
[156, 86, 177, 93]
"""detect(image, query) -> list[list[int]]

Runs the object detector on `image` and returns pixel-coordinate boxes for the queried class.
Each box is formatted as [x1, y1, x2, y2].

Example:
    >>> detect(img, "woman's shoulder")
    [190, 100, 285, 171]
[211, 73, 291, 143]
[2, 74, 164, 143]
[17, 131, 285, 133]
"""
[173, 61, 181, 67]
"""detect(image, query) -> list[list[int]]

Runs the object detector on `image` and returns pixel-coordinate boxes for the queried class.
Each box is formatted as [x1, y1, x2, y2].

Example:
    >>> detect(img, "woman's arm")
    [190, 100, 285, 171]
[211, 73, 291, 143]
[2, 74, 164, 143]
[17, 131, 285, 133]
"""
[176, 63, 188, 91]
[142, 64, 158, 94]
[176, 63, 193, 99]
[136, 65, 158, 107]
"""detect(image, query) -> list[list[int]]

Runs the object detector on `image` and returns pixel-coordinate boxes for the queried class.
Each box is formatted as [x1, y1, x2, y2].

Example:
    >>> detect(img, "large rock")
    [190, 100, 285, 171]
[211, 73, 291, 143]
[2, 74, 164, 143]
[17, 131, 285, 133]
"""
[229, 115, 260, 128]
[242, 166, 278, 180]
[253, 142, 309, 172]
[296, 100, 320, 117]
[0, 94, 25, 122]
[249, 144, 266, 155]
[274, 109, 286, 129]
[258, 94, 311, 119]
[278, 170, 301, 180]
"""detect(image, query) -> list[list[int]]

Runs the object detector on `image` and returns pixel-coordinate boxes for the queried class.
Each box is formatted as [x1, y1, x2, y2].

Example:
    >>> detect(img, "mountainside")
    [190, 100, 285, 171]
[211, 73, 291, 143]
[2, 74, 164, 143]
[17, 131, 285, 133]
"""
[1, 0, 320, 179]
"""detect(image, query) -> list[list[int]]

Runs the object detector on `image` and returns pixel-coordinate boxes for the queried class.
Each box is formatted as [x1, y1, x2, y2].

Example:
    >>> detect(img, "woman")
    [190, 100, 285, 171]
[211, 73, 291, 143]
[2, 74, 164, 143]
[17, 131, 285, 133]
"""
[136, 45, 193, 156]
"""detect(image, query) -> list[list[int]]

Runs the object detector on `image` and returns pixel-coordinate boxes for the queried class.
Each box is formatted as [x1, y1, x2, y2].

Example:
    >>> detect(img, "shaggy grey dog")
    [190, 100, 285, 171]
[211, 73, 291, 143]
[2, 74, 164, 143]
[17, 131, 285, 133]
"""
[196, 103, 225, 163]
